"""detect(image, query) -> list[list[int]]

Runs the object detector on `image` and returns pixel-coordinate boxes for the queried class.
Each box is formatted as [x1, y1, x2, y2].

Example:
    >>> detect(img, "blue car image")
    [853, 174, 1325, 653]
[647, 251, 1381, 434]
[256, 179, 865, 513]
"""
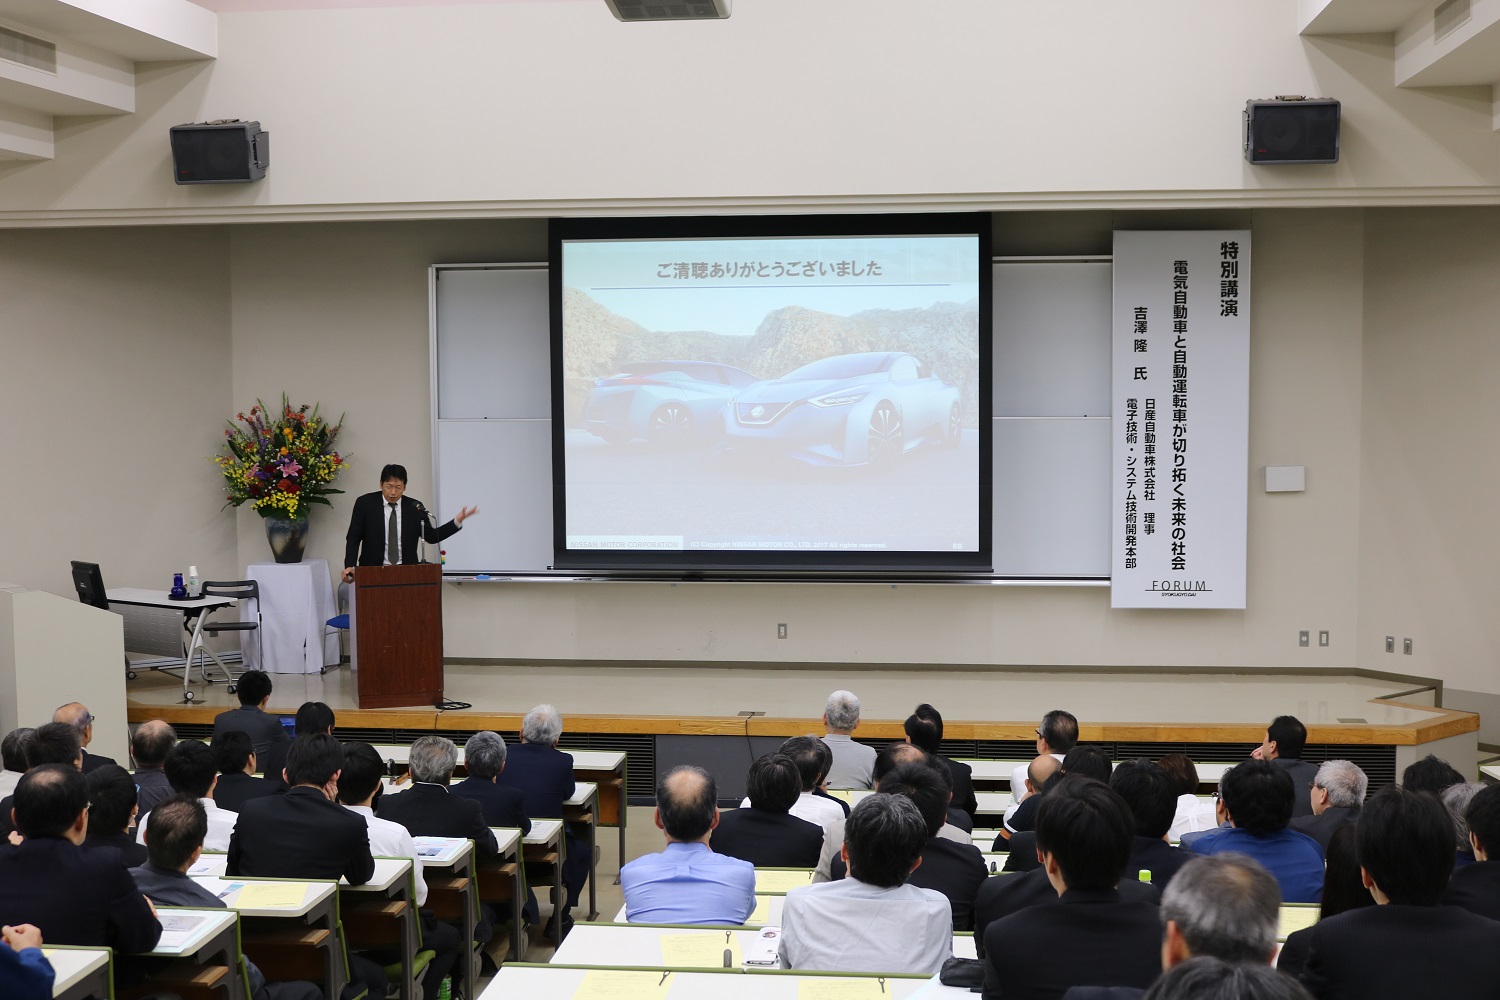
[584, 360, 761, 445]
[725, 351, 963, 467]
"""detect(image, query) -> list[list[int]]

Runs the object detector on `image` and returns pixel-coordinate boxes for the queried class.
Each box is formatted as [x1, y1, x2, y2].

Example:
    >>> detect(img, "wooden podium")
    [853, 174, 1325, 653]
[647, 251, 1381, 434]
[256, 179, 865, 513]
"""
[350, 564, 444, 709]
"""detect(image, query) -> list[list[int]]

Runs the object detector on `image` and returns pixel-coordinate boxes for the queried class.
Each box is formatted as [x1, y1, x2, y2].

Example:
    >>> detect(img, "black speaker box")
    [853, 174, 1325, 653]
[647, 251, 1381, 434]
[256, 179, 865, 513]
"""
[170, 120, 270, 184]
[1244, 99, 1339, 165]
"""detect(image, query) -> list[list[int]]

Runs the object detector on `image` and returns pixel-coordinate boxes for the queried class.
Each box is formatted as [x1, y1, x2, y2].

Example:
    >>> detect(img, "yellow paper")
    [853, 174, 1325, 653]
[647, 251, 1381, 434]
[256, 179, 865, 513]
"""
[659, 932, 741, 968]
[827, 789, 854, 804]
[796, 978, 889, 1000]
[747, 897, 771, 924]
[233, 883, 309, 909]
[755, 869, 813, 893]
[572, 969, 673, 999]
[1277, 905, 1319, 939]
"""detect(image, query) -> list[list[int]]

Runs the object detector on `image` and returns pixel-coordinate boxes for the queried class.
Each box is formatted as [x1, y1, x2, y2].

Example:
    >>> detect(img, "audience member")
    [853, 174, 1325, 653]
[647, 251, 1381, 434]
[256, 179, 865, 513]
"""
[1160, 754, 1218, 842]
[767, 736, 846, 876]
[450, 731, 531, 832]
[873, 759, 987, 931]
[1440, 781, 1483, 869]
[1008, 709, 1078, 818]
[821, 690, 876, 790]
[1288, 760, 1365, 852]
[0, 728, 34, 800]
[494, 705, 589, 925]
[378, 737, 500, 860]
[210, 731, 277, 812]
[340, 743, 461, 1000]
[981, 776, 1161, 999]
[129, 720, 177, 817]
[136, 740, 237, 851]
[293, 701, 335, 736]
[1250, 716, 1318, 818]
[711, 753, 824, 868]
[1003, 745, 1112, 870]
[1185, 760, 1323, 903]
[1400, 753, 1466, 796]
[806, 737, 849, 817]
[1297, 785, 1500, 997]
[211, 670, 290, 788]
[871, 741, 973, 839]
[81, 764, 147, 867]
[781, 792, 951, 975]
[0, 722, 83, 839]
[1111, 758, 1190, 889]
[621, 766, 754, 925]
[1444, 782, 1500, 921]
[52, 703, 114, 773]
[0, 765, 161, 954]
[0, 922, 52, 1000]
[132, 799, 320, 1000]
[1143, 957, 1314, 1000]
[1002, 753, 1063, 841]
[904, 703, 978, 818]
[1274, 824, 1372, 979]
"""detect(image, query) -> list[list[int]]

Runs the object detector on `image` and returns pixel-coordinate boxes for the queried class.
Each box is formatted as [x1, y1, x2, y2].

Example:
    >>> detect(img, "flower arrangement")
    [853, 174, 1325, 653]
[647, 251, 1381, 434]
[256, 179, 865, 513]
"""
[214, 395, 348, 520]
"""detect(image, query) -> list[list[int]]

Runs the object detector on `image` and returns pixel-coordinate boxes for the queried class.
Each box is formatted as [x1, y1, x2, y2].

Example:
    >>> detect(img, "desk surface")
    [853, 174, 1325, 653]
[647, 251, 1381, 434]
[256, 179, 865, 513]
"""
[415, 836, 478, 866]
[191, 856, 407, 892]
[108, 587, 234, 609]
[752, 869, 814, 894]
[958, 758, 1237, 783]
[191, 876, 336, 917]
[523, 819, 563, 845]
[43, 947, 110, 996]
[567, 782, 598, 807]
[369, 744, 625, 773]
[480, 965, 956, 999]
[151, 907, 239, 956]
[553, 924, 975, 971]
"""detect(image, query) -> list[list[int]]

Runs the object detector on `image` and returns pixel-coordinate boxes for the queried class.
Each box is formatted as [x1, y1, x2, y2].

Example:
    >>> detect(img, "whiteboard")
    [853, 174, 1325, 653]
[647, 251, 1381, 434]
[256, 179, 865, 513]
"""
[432, 259, 1112, 577]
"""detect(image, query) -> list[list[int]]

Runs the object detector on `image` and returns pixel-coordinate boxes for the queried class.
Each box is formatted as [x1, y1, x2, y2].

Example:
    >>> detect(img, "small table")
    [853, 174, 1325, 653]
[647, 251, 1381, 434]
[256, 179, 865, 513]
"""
[341, 858, 419, 1000]
[565, 781, 600, 919]
[146, 906, 246, 1000]
[245, 559, 339, 674]
[107, 588, 236, 700]
[478, 965, 945, 999]
[43, 946, 111, 1000]
[564, 748, 629, 881]
[416, 837, 483, 998]
[191, 877, 344, 999]
[521, 819, 566, 941]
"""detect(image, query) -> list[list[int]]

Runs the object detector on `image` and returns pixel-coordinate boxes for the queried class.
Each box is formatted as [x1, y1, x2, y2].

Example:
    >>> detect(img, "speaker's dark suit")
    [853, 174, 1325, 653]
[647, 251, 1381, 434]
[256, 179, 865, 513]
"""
[344, 492, 459, 569]
[213, 771, 279, 813]
[1297, 904, 1500, 999]
[974, 869, 1159, 961]
[710, 807, 824, 869]
[377, 783, 499, 860]
[0, 836, 161, 954]
[1444, 859, 1500, 923]
[227, 785, 375, 885]
[450, 776, 531, 835]
[982, 889, 1162, 1000]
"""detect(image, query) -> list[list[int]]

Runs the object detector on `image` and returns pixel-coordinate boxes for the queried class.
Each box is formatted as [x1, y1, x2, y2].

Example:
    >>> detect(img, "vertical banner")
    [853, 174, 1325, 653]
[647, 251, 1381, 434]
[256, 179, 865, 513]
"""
[1111, 231, 1249, 608]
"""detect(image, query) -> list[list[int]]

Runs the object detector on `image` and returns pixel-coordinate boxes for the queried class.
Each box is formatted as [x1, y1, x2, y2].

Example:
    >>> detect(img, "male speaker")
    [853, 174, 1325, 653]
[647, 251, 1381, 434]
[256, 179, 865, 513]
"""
[170, 120, 270, 184]
[1244, 98, 1339, 165]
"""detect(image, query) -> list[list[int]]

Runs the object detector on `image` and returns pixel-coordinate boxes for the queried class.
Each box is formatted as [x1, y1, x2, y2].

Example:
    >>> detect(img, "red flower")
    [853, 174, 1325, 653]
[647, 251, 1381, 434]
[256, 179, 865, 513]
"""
[278, 478, 294, 491]
[286, 482, 301, 493]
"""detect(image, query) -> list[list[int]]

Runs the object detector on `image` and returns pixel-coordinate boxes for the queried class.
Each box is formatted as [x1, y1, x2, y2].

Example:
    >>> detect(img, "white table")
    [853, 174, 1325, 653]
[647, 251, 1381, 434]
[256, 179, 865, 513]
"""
[480, 965, 956, 999]
[44, 946, 110, 1000]
[552, 924, 976, 972]
[107, 588, 237, 699]
[244, 559, 339, 673]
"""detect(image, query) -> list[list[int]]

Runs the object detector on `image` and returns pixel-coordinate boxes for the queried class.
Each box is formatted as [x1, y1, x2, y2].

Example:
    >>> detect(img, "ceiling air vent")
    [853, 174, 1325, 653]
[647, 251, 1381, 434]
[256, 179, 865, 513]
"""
[605, 0, 731, 22]
[0, 25, 56, 73]
[1435, 0, 1471, 41]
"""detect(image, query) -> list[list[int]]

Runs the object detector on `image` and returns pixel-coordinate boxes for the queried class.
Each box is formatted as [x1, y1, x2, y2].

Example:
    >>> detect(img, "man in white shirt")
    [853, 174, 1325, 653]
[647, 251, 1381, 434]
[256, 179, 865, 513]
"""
[781, 793, 951, 975]
[337, 742, 460, 996]
[820, 691, 878, 790]
[1006, 709, 1077, 825]
[136, 740, 237, 852]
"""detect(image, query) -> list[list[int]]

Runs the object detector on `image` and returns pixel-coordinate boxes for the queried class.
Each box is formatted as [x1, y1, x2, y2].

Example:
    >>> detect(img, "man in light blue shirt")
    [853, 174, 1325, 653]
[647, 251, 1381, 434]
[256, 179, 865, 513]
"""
[621, 765, 755, 925]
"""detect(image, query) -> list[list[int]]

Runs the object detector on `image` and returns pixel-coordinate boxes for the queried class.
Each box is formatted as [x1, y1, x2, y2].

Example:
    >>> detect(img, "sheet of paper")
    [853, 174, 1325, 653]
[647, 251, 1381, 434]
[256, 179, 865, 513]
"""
[188, 856, 224, 876]
[571, 969, 673, 999]
[155, 912, 212, 951]
[659, 932, 741, 968]
[234, 883, 310, 909]
[747, 897, 771, 924]
[1277, 906, 1319, 939]
[797, 978, 889, 999]
[754, 869, 813, 893]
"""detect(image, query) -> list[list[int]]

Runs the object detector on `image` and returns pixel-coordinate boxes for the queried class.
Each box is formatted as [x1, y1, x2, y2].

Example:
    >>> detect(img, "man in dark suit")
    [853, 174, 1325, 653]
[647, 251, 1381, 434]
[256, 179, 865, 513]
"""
[0, 723, 83, 840]
[494, 704, 589, 922]
[1002, 746, 1110, 865]
[211, 671, 290, 790]
[129, 720, 177, 817]
[52, 704, 115, 774]
[450, 732, 530, 833]
[1290, 759, 1365, 852]
[980, 777, 1162, 998]
[1110, 758, 1190, 890]
[1298, 785, 1500, 998]
[0, 765, 161, 955]
[82, 764, 147, 867]
[1444, 782, 1500, 921]
[210, 731, 278, 813]
[711, 753, 824, 869]
[903, 704, 978, 820]
[341, 463, 476, 583]
[1251, 715, 1319, 818]
[378, 736, 500, 860]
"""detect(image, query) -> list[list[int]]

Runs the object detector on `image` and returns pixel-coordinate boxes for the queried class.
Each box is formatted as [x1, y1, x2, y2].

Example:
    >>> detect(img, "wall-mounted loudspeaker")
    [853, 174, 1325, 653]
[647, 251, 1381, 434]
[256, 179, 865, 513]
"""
[170, 120, 269, 184]
[1244, 98, 1339, 165]
[604, 0, 730, 21]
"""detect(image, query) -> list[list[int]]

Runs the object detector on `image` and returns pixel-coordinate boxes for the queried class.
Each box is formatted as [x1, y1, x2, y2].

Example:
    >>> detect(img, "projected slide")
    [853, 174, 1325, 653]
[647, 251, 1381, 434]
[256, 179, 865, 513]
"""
[557, 228, 983, 560]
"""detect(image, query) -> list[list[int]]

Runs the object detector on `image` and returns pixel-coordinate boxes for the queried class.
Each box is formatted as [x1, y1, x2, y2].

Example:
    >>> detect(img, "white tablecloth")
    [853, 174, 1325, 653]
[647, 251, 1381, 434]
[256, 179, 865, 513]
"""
[242, 559, 340, 674]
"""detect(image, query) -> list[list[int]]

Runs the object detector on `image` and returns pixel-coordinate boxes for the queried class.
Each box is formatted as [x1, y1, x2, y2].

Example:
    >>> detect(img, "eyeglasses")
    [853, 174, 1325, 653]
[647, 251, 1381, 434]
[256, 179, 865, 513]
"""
[1034, 728, 1044, 739]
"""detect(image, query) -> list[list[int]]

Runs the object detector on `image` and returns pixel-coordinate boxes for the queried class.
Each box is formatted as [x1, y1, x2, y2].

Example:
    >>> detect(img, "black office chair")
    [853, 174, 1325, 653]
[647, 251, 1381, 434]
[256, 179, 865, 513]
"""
[70, 559, 134, 679]
[191, 580, 264, 693]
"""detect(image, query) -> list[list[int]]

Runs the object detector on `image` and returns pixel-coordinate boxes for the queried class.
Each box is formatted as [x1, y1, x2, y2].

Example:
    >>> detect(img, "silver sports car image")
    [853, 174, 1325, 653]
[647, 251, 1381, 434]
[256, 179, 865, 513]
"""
[725, 351, 963, 467]
[584, 360, 760, 445]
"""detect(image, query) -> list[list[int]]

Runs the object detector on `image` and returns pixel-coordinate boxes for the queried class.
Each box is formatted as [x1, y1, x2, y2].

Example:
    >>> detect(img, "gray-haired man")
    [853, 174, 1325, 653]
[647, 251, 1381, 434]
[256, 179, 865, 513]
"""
[820, 690, 877, 790]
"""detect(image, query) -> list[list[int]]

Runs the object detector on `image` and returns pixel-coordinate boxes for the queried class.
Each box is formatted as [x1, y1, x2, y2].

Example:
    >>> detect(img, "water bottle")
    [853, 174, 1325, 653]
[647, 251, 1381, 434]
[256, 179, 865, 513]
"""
[1138, 868, 1152, 884]
[187, 565, 200, 598]
[436, 977, 452, 1000]
[170, 573, 187, 600]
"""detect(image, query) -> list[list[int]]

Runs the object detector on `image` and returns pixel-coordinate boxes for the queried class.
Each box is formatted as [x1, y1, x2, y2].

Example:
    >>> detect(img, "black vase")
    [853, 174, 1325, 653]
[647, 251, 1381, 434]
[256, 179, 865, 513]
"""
[263, 516, 309, 563]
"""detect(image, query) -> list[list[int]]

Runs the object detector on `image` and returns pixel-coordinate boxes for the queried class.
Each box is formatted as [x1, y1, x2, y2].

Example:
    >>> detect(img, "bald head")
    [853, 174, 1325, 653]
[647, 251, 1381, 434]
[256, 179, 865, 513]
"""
[131, 720, 177, 769]
[1028, 753, 1062, 794]
[53, 703, 94, 748]
[655, 765, 718, 843]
